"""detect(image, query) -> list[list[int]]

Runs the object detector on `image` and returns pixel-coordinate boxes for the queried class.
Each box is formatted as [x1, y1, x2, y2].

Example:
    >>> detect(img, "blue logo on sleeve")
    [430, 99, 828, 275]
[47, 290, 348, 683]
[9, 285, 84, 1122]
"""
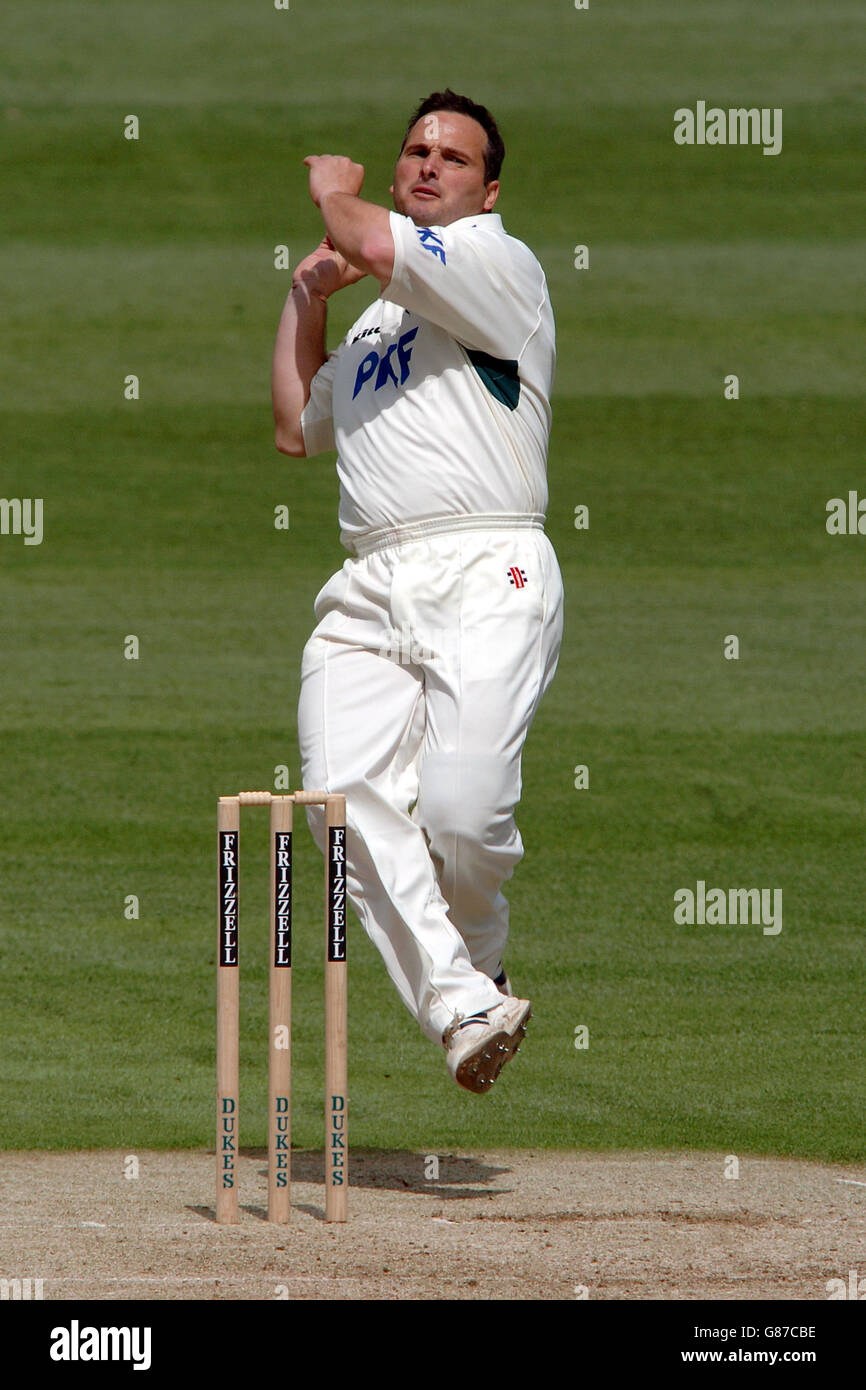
[415, 227, 446, 264]
[352, 326, 419, 399]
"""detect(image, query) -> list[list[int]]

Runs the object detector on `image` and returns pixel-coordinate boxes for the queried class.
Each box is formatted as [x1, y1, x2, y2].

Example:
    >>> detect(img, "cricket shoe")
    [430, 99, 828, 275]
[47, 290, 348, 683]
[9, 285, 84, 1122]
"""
[494, 968, 513, 996]
[443, 996, 531, 1094]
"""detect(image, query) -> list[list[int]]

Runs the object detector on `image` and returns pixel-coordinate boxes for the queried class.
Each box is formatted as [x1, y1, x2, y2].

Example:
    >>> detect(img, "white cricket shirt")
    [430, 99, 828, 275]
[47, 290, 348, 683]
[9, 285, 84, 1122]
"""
[300, 209, 555, 553]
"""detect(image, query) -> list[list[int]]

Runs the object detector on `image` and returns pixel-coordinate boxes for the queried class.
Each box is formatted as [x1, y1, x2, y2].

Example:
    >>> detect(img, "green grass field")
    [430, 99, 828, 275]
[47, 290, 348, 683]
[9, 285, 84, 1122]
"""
[1, 1, 863, 1161]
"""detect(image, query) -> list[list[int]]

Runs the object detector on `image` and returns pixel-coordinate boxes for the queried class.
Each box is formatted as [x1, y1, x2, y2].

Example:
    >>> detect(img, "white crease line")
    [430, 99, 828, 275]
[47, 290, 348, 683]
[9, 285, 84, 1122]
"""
[39, 1275, 411, 1285]
[835, 1178, 866, 1187]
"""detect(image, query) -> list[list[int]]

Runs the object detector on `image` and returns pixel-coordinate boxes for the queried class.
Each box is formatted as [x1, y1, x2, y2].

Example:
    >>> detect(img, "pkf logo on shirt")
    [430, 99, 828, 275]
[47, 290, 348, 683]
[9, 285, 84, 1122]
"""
[352, 326, 419, 399]
[416, 227, 446, 263]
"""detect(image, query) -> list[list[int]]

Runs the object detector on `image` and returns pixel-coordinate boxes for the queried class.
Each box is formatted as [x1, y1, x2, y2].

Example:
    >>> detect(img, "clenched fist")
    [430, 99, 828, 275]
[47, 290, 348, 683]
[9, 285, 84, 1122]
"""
[303, 154, 365, 208]
[292, 236, 367, 300]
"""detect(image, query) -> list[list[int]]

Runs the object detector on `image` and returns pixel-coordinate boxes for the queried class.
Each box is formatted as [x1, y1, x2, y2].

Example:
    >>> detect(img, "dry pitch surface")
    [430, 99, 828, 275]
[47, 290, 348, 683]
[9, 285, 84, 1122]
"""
[2, 1149, 864, 1301]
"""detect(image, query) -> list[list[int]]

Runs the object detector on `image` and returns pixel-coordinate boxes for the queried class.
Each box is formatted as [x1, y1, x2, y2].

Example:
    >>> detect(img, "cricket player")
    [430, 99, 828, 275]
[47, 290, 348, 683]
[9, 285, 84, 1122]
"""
[271, 89, 563, 1092]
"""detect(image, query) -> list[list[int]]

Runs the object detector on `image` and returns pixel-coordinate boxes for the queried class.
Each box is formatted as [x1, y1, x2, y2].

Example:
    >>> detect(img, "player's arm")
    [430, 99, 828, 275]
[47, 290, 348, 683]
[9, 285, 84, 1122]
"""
[272, 283, 327, 457]
[272, 236, 365, 456]
[304, 155, 395, 289]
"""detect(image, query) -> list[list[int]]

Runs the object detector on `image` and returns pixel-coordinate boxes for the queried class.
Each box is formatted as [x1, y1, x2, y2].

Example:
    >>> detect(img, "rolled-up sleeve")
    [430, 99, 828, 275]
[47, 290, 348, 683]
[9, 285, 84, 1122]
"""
[300, 353, 337, 456]
[380, 211, 544, 361]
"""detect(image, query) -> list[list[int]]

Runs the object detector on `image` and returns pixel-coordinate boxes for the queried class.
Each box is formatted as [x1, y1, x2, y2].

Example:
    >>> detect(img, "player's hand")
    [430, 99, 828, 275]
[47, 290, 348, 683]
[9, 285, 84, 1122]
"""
[292, 236, 367, 300]
[303, 154, 365, 208]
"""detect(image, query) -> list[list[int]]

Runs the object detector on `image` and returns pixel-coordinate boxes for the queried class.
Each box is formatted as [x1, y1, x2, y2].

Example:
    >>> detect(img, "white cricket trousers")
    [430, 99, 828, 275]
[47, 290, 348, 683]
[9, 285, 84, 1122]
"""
[298, 519, 564, 1045]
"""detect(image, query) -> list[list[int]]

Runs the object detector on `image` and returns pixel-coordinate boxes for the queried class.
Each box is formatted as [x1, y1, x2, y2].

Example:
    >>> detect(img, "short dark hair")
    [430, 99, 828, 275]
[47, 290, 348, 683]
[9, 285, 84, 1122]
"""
[399, 88, 505, 184]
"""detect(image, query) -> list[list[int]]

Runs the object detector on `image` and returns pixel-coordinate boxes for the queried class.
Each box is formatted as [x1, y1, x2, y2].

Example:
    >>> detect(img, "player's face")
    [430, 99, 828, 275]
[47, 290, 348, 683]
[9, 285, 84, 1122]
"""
[390, 112, 500, 227]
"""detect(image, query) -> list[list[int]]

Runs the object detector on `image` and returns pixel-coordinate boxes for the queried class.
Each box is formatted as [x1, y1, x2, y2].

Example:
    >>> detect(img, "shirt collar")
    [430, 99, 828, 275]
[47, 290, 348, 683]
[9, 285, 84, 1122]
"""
[401, 210, 504, 233]
[440, 211, 504, 232]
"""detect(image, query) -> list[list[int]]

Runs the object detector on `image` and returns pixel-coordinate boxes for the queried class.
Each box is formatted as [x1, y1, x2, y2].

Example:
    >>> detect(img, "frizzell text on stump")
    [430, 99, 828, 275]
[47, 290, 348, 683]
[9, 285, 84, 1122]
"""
[274, 830, 292, 966]
[220, 831, 239, 966]
[328, 827, 346, 961]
